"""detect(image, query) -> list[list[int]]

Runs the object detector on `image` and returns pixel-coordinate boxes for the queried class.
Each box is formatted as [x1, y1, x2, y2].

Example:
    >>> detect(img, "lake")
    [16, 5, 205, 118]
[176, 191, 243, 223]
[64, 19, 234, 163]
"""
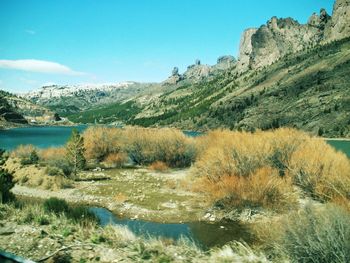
[0, 125, 88, 150]
[0, 126, 349, 158]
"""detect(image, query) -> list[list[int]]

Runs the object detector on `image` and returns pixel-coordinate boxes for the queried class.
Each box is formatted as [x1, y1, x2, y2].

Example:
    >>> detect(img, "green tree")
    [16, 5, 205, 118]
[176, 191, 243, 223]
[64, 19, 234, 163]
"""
[0, 168, 15, 203]
[65, 129, 86, 178]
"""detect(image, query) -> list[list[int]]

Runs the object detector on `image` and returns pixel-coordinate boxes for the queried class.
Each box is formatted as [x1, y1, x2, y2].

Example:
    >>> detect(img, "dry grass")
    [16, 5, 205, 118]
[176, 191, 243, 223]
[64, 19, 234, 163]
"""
[193, 128, 350, 210]
[83, 126, 125, 161]
[149, 161, 169, 172]
[39, 147, 66, 162]
[83, 127, 196, 168]
[288, 138, 350, 205]
[10, 145, 36, 159]
[103, 152, 128, 168]
[195, 166, 297, 212]
[114, 193, 129, 203]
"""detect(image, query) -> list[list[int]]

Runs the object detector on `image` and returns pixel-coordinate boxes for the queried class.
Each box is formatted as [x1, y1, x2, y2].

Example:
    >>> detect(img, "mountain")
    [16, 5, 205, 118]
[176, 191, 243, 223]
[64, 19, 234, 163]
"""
[24, 82, 162, 116]
[0, 90, 63, 128]
[0, 91, 28, 128]
[237, 0, 350, 71]
[24, 0, 350, 137]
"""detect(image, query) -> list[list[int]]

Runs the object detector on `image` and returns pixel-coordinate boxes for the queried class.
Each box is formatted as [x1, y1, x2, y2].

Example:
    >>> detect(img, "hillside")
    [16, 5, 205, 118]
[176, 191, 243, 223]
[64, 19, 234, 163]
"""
[24, 0, 350, 137]
[0, 90, 64, 128]
[25, 82, 165, 116]
[0, 90, 28, 128]
[66, 37, 350, 137]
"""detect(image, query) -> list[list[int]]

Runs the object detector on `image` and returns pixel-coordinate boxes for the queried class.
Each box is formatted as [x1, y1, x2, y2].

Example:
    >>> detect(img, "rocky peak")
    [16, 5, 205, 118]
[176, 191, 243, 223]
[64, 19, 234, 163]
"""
[237, 0, 350, 72]
[183, 60, 211, 81]
[325, 0, 350, 41]
[214, 55, 236, 70]
[171, 67, 180, 76]
[164, 67, 183, 85]
[308, 9, 331, 29]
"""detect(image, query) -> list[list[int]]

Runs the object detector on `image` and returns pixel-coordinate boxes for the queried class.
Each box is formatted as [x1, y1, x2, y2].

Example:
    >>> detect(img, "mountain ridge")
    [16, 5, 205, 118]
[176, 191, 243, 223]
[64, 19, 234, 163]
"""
[16, 0, 350, 137]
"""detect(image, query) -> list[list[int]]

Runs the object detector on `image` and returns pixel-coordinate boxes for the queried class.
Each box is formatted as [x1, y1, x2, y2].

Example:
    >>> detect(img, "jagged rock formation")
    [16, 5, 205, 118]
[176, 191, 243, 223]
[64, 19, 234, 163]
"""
[164, 67, 183, 85]
[164, 57, 236, 85]
[183, 62, 211, 81]
[325, 0, 350, 41]
[237, 0, 350, 71]
[216, 56, 236, 69]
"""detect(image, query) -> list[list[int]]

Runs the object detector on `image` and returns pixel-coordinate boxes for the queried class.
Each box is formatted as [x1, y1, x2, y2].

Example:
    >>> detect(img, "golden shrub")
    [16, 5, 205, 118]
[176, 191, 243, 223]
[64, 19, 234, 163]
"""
[288, 138, 350, 203]
[83, 126, 125, 161]
[196, 166, 297, 211]
[10, 145, 36, 159]
[103, 152, 128, 168]
[149, 161, 169, 172]
[39, 147, 66, 161]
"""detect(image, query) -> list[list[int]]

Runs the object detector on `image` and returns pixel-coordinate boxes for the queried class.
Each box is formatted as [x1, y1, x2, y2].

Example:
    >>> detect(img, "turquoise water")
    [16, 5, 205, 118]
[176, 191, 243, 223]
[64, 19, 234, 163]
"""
[90, 207, 252, 249]
[327, 140, 350, 158]
[0, 125, 87, 150]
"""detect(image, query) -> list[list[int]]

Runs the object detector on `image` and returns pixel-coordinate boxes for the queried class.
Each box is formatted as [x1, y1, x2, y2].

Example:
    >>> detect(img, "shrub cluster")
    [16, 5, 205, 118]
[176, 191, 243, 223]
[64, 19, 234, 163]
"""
[83, 127, 196, 168]
[193, 128, 350, 211]
[279, 204, 350, 263]
[10, 145, 39, 165]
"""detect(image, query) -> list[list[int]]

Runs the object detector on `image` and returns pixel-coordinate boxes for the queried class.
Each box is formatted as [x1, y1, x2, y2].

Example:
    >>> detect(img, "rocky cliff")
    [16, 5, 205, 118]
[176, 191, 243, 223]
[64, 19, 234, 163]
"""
[237, 0, 350, 71]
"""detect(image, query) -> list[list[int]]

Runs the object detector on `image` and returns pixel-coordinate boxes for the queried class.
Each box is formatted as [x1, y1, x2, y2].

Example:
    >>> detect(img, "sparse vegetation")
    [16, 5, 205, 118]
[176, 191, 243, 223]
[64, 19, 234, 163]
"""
[278, 204, 350, 263]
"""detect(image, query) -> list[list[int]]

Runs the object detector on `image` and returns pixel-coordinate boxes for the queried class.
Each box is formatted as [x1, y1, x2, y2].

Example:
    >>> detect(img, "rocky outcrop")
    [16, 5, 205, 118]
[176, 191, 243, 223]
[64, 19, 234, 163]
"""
[237, 0, 350, 72]
[325, 0, 350, 41]
[214, 56, 236, 70]
[183, 61, 211, 81]
[237, 28, 257, 70]
[164, 67, 183, 85]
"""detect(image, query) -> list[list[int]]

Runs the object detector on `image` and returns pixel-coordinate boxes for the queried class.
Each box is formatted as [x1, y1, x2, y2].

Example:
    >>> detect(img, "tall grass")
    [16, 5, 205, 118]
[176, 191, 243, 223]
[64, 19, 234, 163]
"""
[195, 166, 297, 212]
[193, 128, 350, 211]
[10, 144, 36, 159]
[288, 138, 350, 205]
[83, 126, 197, 168]
[279, 204, 350, 263]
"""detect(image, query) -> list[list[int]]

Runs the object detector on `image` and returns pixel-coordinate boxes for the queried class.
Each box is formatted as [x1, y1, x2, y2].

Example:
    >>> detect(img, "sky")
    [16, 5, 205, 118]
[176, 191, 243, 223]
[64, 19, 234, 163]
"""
[0, 0, 334, 93]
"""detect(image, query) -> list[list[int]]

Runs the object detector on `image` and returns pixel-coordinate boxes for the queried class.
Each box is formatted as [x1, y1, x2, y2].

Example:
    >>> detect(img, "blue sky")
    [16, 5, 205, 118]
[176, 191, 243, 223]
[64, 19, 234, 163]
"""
[0, 0, 334, 93]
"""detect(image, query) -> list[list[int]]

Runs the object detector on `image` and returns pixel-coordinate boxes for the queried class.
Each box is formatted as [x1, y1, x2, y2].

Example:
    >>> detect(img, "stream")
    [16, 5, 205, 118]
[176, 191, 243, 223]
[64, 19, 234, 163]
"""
[89, 207, 253, 249]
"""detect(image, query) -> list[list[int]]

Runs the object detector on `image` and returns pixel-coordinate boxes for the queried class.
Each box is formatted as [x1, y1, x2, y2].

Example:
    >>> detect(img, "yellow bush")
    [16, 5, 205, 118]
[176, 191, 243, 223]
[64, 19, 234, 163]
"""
[288, 138, 350, 204]
[83, 126, 125, 161]
[194, 130, 272, 181]
[124, 127, 196, 167]
[83, 126, 196, 168]
[193, 128, 350, 210]
[10, 145, 36, 159]
[196, 166, 297, 211]
[149, 161, 169, 172]
[39, 147, 66, 161]
[103, 152, 128, 168]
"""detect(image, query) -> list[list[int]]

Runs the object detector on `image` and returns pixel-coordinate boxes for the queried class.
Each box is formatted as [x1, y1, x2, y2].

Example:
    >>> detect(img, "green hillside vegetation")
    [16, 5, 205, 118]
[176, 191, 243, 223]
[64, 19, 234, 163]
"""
[66, 37, 350, 137]
[68, 100, 142, 124]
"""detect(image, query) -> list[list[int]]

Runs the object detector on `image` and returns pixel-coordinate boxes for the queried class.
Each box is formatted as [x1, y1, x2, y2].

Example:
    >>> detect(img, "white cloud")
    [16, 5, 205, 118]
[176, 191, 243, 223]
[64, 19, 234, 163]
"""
[0, 59, 85, 75]
[25, 29, 36, 35]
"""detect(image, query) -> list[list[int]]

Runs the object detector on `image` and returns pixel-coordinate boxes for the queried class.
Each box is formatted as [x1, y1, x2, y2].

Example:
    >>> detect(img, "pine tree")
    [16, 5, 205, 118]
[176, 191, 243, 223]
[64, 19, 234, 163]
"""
[0, 168, 14, 203]
[65, 129, 86, 178]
